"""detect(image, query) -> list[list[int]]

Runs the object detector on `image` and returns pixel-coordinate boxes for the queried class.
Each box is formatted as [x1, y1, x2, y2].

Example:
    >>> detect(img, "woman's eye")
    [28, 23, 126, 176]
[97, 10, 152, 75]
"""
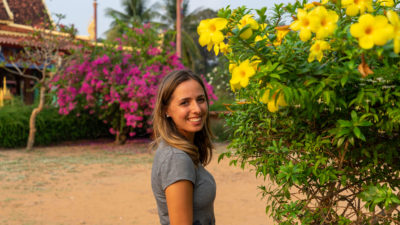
[198, 98, 205, 103]
[180, 101, 188, 105]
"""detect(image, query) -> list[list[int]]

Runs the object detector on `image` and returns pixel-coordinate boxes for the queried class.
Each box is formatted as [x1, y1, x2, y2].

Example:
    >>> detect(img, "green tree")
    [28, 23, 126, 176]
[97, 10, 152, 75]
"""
[198, 2, 400, 224]
[0, 16, 76, 150]
[105, 0, 157, 40]
[158, 0, 217, 72]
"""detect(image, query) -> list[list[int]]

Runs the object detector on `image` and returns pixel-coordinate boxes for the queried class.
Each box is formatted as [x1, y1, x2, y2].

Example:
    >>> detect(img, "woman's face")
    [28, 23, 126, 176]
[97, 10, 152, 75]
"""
[166, 79, 208, 142]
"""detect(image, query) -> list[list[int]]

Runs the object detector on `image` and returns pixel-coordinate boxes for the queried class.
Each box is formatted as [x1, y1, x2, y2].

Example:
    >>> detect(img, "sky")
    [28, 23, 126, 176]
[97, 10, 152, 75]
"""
[46, 0, 296, 38]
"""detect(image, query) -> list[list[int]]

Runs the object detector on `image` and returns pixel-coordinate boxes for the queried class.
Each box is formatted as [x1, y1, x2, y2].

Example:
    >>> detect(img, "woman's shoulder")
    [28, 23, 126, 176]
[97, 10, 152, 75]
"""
[154, 140, 193, 164]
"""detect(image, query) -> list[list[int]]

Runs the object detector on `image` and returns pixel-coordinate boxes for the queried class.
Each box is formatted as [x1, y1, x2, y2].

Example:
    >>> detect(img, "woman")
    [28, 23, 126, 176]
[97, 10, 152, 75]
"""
[151, 69, 216, 225]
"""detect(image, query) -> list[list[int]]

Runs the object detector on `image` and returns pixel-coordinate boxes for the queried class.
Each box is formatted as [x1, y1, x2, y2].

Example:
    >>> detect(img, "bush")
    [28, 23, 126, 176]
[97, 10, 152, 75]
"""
[0, 105, 110, 148]
[199, 1, 400, 224]
[209, 113, 232, 142]
[52, 21, 217, 144]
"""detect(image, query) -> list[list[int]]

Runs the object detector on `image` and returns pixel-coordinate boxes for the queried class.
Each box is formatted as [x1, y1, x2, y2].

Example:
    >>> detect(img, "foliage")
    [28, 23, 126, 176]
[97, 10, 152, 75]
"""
[209, 113, 232, 142]
[52, 21, 216, 144]
[0, 14, 76, 150]
[199, 0, 400, 224]
[207, 59, 235, 112]
[105, 0, 219, 74]
[155, 0, 206, 72]
[0, 105, 109, 148]
[105, 0, 158, 40]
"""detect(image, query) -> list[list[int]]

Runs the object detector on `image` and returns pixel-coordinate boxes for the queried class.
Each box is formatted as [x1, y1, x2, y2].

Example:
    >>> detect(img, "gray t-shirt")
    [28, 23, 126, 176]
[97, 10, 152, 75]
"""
[151, 141, 216, 225]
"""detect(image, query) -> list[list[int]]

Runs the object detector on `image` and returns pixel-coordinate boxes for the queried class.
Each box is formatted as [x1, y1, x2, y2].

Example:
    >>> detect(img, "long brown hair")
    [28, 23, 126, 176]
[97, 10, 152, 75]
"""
[152, 69, 214, 166]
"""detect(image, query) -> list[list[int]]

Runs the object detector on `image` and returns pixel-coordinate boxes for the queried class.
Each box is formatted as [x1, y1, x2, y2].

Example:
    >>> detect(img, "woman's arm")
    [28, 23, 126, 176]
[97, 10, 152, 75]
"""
[165, 180, 193, 225]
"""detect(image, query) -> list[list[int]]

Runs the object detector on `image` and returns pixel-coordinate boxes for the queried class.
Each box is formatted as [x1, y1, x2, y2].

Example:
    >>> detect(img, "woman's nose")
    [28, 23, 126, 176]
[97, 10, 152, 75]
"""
[191, 101, 201, 113]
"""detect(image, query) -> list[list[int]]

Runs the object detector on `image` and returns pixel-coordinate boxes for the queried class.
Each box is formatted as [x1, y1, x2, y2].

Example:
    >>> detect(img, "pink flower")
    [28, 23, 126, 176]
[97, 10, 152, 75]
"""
[201, 75, 218, 104]
[143, 23, 151, 29]
[134, 28, 144, 35]
[147, 47, 161, 56]
[103, 68, 109, 76]
[93, 54, 110, 65]
[122, 54, 132, 64]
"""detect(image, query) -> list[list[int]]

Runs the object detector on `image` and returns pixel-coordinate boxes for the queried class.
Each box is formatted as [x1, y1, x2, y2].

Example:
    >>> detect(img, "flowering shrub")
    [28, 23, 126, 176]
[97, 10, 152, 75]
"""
[52, 22, 216, 144]
[199, 0, 400, 224]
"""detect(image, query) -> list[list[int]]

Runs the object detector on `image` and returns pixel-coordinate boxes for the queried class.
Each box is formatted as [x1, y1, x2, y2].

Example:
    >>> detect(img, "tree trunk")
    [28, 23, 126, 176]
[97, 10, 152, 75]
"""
[115, 132, 127, 145]
[26, 85, 46, 150]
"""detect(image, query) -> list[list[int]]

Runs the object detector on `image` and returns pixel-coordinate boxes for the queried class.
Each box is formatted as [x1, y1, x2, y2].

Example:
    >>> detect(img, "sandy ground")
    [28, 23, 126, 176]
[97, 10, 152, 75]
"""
[0, 140, 274, 225]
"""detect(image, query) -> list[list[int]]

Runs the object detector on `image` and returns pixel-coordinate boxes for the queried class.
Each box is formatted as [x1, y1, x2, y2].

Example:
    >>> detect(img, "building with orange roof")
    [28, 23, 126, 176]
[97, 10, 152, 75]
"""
[0, 0, 92, 104]
[0, 0, 55, 104]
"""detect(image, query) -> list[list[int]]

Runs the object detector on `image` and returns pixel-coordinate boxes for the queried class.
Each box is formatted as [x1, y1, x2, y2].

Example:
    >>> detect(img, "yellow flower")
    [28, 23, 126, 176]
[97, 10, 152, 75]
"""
[197, 18, 228, 48]
[274, 25, 290, 46]
[238, 14, 259, 39]
[260, 85, 287, 113]
[350, 14, 394, 49]
[387, 10, 400, 53]
[250, 56, 262, 71]
[229, 62, 237, 73]
[290, 9, 313, 41]
[230, 60, 256, 88]
[213, 42, 231, 55]
[378, 0, 394, 7]
[309, 6, 339, 39]
[341, 0, 373, 16]
[321, 0, 329, 4]
[230, 79, 242, 92]
[259, 23, 268, 31]
[308, 40, 330, 62]
[255, 35, 268, 43]
[304, 3, 316, 10]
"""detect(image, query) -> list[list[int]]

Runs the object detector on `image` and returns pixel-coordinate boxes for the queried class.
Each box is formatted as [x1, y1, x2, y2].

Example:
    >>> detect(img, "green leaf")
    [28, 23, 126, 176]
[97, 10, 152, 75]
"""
[361, 148, 371, 158]
[337, 137, 345, 147]
[351, 111, 358, 121]
[349, 137, 355, 146]
[323, 91, 330, 105]
[237, 24, 251, 36]
[358, 121, 372, 127]
[391, 196, 400, 204]
[269, 73, 281, 79]
[338, 120, 353, 128]
[341, 75, 349, 87]
[353, 127, 362, 139]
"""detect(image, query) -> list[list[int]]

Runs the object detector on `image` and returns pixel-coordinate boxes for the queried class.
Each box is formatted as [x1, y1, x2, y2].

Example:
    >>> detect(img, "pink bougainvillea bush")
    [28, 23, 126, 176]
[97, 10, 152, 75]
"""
[51, 22, 216, 144]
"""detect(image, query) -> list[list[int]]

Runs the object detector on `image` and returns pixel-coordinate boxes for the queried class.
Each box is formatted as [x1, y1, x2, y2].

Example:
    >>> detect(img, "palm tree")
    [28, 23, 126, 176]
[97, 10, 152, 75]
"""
[104, 0, 157, 40]
[158, 0, 217, 73]
[105, 0, 217, 73]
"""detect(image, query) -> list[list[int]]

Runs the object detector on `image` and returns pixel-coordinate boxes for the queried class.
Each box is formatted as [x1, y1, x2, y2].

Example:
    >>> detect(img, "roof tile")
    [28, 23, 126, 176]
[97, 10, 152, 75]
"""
[6, 0, 51, 26]
[0, 1, 11, 21]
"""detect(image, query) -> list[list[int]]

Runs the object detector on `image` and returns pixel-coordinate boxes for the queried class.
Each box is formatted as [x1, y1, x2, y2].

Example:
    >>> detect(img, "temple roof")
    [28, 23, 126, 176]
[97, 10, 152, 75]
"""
[0, 0, 53, 47]
[0, 1, 11, 21]
[0, 0, 90, 48]
[0, 0, 52, 26]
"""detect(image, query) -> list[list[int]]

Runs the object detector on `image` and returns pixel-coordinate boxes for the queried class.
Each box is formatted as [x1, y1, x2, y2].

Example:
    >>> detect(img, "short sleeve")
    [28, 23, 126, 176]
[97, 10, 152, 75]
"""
[160, 152, 196, 191]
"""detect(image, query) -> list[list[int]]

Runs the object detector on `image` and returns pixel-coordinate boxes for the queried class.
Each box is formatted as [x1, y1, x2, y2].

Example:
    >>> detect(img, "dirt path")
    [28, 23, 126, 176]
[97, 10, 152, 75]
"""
[0, 140, 273, 225]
